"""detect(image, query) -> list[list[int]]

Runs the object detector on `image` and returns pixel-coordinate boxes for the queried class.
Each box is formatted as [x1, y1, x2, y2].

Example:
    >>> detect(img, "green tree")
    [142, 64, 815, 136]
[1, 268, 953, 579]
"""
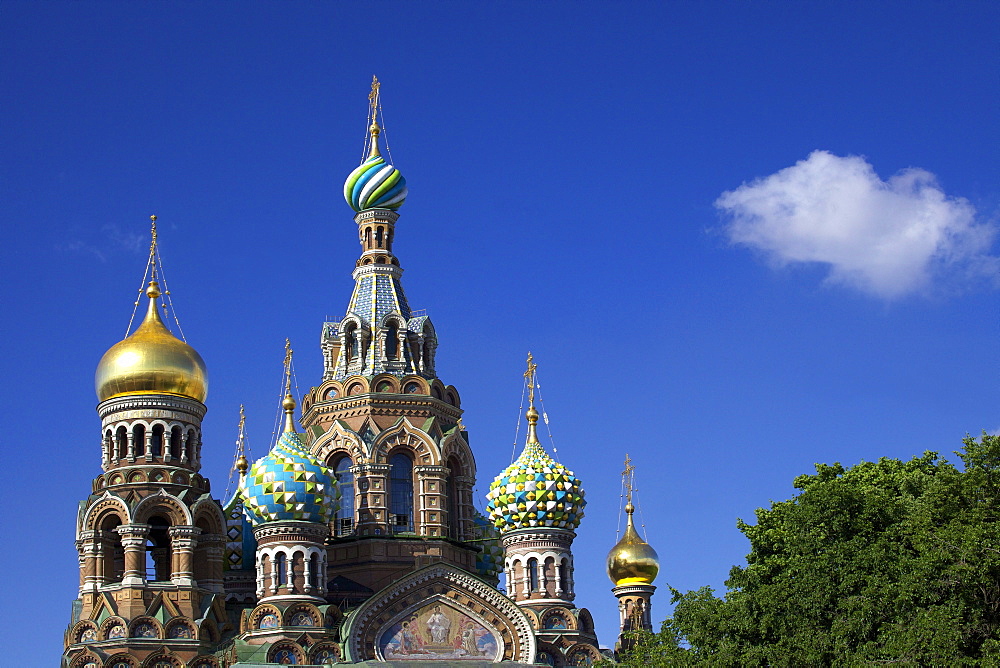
[611, 434, 1000, 667]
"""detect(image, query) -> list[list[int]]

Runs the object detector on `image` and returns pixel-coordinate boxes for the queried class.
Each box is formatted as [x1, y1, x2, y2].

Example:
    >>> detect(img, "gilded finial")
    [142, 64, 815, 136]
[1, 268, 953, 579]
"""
[367, 75, 382, 158]
[622, 454, 636, 513]
[524, 352, 540, 443]
[282, 339, 296, 432]
[235, 405, 249, 476]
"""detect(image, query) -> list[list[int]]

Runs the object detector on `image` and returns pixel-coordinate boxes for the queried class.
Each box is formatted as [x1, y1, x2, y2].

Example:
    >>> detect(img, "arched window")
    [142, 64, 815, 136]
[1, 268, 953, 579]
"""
[276, 552, 287, 587]
[169, 427, 182, 460]
[386, 323, 398, 359]
[528, 558, 539, 592]
[389, 453, 413, 534]
[560, 560, 571, 594]
[310, 553, 321, 589]
[150, 424, 164, 458]
[116, 426, 128, 459]
[100, 515, 124, 584]
[347, 325, 359, 361]
[334, 457, 354, 536]
[133, 424, 146, 458]
[146, 516, 171, 582]
[375, 226, 384, 247]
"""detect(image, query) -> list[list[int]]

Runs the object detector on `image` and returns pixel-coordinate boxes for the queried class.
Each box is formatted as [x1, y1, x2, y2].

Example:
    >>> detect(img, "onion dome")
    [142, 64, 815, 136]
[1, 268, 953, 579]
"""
[485, 405, 586, 533]
[240, 393, 338, 525]
[344, 153, 407, 212]
[95, 280, 208, 403]
[344, 80, 407, 212]
[607, 502, 659, 586]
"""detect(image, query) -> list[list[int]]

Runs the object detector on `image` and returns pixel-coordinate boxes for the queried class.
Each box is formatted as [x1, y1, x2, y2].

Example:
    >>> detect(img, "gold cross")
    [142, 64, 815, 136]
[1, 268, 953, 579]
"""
[524, 352, 538, 406]
[284, 338, 293, 392]
[623, 454, 635, 505]
[368, 75, 381, 125]
[149, 215, 159, 278]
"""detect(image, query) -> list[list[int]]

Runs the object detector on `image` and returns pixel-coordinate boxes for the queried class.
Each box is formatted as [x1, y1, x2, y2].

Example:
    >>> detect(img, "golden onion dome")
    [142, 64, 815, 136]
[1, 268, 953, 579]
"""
[607, 503, 659, 586]
[95, 281, 208, 403]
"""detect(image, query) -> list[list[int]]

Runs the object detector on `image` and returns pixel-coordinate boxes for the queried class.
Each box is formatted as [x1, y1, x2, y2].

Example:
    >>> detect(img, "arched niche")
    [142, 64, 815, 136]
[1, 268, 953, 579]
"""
[346, 564, 536, 663]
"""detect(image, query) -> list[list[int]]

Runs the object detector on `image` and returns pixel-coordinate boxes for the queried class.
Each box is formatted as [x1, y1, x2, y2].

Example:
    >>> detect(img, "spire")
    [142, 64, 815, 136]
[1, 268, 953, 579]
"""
[367, 75, 382, 159]
[524, 352, 540, 445]
[282, 338, 296, 433]
[235, 405, 249, 478]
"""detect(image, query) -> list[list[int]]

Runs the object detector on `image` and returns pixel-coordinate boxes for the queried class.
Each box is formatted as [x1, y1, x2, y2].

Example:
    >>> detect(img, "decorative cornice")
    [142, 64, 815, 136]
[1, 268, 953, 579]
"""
[98, 394, 207, 421]
[352, 264, 403, 281]
[354, 209, 400, 225]
[502, 528, 576, 548]
[252, 521, 330, 542]
[612, 583, 656, 596]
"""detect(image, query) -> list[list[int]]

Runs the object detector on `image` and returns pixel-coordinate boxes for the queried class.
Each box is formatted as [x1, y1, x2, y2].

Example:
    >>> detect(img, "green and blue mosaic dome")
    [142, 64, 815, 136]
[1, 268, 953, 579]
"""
[240, 431, 338, 525]
[485, 439, 586, 533]
[344, 154, 407, 212]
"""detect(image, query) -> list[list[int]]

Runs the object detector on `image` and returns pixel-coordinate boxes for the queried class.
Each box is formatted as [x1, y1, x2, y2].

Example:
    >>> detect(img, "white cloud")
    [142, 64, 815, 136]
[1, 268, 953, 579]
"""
[716, 151, 998, 298]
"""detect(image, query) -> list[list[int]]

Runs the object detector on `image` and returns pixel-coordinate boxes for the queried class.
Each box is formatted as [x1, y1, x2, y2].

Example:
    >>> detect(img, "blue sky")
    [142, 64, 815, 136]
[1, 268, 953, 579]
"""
[2, 2, 998, 662]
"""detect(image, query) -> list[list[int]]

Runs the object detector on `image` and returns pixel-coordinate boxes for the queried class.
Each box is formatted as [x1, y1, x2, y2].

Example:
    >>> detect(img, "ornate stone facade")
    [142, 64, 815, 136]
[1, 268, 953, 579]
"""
[64, 79, 608, 667]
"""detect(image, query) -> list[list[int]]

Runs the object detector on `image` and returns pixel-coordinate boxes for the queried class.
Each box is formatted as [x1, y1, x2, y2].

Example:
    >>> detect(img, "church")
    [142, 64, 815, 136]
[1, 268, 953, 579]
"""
[62, 78, 660, 668]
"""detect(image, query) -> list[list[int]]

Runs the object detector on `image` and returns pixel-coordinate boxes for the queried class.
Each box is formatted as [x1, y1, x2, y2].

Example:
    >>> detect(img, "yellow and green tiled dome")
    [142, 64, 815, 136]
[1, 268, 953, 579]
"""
[486, 408, 586, 533]
[240, 422, 338, 526]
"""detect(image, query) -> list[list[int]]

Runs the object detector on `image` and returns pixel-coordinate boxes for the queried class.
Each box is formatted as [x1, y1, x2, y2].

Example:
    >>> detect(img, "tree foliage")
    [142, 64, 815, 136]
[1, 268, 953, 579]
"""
[612, 434, 1000, 666]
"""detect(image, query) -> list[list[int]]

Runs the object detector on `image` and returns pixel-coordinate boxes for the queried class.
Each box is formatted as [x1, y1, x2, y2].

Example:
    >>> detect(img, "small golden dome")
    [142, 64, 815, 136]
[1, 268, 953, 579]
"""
[607, 505, 659, 586]
[95, 281, 208, 403]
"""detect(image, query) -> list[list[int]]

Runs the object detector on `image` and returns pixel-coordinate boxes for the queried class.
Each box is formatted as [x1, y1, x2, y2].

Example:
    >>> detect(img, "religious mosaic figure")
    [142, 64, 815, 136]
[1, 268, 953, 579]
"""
[426, 605, 451, 644]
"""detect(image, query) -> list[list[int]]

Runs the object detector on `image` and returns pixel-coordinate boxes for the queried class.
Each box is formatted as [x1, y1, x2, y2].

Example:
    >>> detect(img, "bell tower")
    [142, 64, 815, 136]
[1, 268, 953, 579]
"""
[485, 355, 602, 666]
[298, 77, 485, 598]
[64, 218, 230, 668]
[607, 454, 660, 654]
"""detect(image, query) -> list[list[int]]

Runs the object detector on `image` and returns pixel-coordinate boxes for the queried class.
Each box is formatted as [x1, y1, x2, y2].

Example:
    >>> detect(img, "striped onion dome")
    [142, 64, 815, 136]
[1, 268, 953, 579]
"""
[344, 154, 407, 212]
[485, 406, 586, 533]
[239, 395, 338, 525]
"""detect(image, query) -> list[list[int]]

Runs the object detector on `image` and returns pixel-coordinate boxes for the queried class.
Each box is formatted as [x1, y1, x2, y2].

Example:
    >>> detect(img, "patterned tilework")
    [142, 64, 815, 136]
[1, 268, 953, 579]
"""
[485, 441, 586, 532]
[222, 493, 256, 571]
[344, 155, 407, 212]
[240, 431, 338, 525]
[471, 512, 504, 578]
[333, 264, 424, 379]
[351, 276, 375, 321]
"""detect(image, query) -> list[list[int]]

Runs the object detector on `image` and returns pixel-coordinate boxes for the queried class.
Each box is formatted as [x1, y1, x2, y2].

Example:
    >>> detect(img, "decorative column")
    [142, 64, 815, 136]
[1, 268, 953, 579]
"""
[415, 465, 448, 537]
[453, 474, 475, 541]
[168, 525, 200, 586]
[356, 463, 389, 535]
[77, 531, 99, 594]
[117, 524, 150, 586]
